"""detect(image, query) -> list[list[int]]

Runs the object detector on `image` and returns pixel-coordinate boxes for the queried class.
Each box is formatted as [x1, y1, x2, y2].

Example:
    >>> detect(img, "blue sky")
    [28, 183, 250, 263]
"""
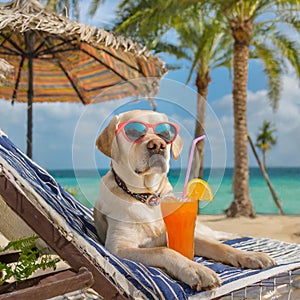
[0, 1, 299, 171]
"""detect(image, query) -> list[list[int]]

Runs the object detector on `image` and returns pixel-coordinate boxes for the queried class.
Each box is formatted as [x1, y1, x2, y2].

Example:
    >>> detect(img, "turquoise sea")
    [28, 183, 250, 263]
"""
[49, 167, 300, 215]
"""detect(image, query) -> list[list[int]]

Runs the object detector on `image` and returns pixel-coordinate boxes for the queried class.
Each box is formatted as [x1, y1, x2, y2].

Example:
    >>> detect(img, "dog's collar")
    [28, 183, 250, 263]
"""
[112, 169, 161, 207]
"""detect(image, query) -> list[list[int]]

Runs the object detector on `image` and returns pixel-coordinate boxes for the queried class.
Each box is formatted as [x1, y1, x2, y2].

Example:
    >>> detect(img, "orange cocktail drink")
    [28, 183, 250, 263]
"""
[160, 193, 198, 260]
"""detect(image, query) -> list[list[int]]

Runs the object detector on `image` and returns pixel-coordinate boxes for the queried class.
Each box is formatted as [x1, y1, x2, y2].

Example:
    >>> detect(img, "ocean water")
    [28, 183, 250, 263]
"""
[49, 167, 300, 215]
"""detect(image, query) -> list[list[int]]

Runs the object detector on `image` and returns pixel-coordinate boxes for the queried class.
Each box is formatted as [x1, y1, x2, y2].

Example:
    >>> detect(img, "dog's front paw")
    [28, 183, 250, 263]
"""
[178, 261, 221, 291]
[230, 250, 276, 269]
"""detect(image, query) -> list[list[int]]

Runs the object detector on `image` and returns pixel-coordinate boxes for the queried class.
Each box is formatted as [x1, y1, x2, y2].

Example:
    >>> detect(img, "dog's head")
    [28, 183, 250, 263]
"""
[96, 110, 183, 184]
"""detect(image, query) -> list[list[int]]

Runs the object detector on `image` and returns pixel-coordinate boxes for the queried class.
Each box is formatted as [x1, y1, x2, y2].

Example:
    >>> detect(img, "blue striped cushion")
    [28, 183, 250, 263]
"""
[1, 133, 300, 299]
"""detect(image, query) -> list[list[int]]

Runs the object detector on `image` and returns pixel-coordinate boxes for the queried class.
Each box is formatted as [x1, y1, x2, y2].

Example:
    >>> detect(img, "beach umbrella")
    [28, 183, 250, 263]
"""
[0, 0, 166, 158]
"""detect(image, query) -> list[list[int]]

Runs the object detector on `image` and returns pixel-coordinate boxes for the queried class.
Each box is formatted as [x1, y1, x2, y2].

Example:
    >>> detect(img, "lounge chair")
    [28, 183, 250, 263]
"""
[1, 129, 300, 299]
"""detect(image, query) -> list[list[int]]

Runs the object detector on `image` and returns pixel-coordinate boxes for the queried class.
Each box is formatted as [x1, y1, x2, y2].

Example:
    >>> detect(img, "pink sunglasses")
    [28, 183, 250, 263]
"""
[116, 120, 179, 144]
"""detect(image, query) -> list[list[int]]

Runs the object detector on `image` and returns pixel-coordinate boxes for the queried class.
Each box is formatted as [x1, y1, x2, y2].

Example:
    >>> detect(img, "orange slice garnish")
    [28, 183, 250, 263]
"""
[186, 178, 214, 201]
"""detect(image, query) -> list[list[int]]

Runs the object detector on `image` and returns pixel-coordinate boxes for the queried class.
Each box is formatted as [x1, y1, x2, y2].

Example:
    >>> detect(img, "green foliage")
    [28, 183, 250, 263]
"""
[116, 0, 300, 108]
[209, 0, 300, 108]
[256, 121, 277, 152]
[116, 1, 233, 87]
[0, 236, 60, 286]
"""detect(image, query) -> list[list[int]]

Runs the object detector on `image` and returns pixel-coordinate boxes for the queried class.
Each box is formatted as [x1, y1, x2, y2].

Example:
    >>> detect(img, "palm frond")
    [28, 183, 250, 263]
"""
[116, 0, 300, 112]
[211, 31, 233, 66]
[271, 32, 300, 80]
[116, 8, 154, 34]
[154, 42, 191, 60]
[253, 42, 282, 111]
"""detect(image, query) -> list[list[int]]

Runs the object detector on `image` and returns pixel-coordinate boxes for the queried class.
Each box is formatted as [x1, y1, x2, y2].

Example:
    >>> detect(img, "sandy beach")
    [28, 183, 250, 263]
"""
[201, 214, 300, 244]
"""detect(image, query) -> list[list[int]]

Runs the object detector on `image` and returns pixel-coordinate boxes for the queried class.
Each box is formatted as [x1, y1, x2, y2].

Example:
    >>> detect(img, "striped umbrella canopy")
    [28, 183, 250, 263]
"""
[0, 0, 167, 157]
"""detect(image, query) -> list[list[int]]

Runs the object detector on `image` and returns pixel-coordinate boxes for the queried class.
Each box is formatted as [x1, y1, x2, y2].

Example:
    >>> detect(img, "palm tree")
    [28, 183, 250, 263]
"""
[256, 121, 277, 170]
[209, 0, 300, 217]
[248, 134, 284, 215]
[115, 3, 233, 179]
[176, 17, 233, 179]
[113, 0, 300, 217]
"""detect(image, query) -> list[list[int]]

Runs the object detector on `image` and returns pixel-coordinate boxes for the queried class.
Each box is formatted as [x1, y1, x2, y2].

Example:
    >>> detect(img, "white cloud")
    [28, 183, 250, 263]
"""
[211, 73, 300, 167]
[247, 76, 300, 167]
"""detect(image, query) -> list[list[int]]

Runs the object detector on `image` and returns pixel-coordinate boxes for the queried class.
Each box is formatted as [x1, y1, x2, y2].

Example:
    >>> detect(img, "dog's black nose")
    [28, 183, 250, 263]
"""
[147, 139, 166, 154]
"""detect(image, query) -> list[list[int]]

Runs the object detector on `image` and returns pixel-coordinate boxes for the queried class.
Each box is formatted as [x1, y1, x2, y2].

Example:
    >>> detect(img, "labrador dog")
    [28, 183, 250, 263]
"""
[94, 110, 275, 290]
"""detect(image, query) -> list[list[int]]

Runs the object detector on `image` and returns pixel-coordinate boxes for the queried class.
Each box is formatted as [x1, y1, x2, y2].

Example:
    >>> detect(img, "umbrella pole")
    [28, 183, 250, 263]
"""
[26, 31, 34, 158]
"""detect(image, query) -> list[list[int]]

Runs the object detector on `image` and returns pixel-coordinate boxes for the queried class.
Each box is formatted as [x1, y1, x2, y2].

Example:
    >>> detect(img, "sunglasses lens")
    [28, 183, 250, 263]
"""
[124, 122, 147, 142]
[155, 123, 177, 143]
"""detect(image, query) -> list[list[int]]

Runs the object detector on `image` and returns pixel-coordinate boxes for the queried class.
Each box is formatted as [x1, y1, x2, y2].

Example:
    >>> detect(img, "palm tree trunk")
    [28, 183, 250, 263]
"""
[263, 150, 267, 170]
[192, 71, 210, 179]
[226, 21, 255, 218]
[248, 135, 284, 215]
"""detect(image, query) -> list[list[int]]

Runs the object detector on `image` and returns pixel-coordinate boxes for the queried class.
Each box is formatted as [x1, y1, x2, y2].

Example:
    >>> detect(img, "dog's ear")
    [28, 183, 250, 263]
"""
[171, 135, 183, 160]
[96, 116, 118, 158]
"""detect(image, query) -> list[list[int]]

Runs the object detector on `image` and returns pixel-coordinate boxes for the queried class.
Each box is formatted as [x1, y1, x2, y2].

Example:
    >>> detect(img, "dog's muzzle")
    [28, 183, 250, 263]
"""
[147, 138, 167, 156]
